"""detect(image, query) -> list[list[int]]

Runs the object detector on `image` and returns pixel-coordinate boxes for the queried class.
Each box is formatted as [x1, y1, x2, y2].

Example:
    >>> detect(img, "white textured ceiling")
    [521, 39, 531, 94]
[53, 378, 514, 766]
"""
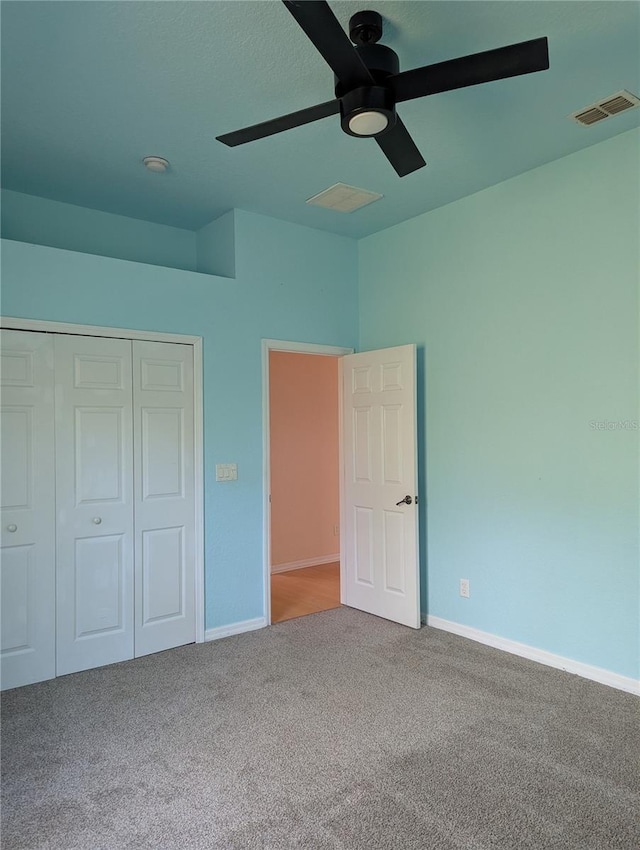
[1, 1, 639, 238]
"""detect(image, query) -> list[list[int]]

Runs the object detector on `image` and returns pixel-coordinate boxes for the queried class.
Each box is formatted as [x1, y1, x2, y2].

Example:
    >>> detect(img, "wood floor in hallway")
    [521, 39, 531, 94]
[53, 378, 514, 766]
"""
[270, 561, 341, 623]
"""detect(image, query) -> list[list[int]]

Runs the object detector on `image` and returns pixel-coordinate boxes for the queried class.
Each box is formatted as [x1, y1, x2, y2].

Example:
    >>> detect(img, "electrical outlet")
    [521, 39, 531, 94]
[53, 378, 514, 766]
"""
[333, 524, 340, 536]
[459, 578, 470, 598]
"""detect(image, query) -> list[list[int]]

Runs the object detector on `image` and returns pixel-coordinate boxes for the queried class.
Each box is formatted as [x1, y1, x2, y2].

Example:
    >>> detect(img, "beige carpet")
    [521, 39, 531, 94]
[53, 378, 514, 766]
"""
[2, 607, 638, 849]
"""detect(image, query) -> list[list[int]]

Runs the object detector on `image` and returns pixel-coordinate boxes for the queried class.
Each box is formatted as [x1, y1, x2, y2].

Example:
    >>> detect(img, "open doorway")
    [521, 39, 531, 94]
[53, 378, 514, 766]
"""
[262, 340, 353, 624]
[263, 341, 421, 630]
[269, 349, 340, 622]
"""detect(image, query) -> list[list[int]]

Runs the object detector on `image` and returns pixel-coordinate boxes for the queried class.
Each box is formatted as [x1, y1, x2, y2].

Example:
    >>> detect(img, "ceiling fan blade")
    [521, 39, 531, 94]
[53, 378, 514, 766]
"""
[390, 37, 549, 103]
[376, 117, 426, 177]
[282, 0, 374, 90]
[217, 98, 340, 147]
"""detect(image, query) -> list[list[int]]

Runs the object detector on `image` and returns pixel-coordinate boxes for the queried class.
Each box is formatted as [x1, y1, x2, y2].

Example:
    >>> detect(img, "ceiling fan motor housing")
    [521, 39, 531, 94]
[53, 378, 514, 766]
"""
[334, 43, 400, 96]
[336, 42, 400, 137]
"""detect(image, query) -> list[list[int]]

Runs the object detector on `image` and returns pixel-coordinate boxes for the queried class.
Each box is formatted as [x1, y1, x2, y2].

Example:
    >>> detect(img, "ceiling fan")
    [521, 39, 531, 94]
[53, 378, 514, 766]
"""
[216, 1, 549, 177]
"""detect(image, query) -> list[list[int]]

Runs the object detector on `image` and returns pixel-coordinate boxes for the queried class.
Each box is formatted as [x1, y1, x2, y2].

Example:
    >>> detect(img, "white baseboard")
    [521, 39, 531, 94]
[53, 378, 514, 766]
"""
[426, 615, 639, 696]
[205, 617, 267, 642]
[271, 554, 340, 574]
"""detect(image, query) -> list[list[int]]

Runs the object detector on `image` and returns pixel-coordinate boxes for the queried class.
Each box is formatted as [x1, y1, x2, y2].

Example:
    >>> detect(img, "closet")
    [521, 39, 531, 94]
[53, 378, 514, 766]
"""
[1, 329, 196, 690]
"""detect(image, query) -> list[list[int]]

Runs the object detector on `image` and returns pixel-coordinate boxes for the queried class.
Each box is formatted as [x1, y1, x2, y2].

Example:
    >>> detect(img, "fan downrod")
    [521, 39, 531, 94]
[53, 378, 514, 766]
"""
[349, 10, 383, 45]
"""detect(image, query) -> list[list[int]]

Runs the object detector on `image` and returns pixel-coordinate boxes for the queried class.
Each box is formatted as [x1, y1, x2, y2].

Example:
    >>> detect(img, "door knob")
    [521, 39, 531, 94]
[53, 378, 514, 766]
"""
[396, 495, 413, 506]
[6, 524, 17, 532]
[92, 517, 102, 525]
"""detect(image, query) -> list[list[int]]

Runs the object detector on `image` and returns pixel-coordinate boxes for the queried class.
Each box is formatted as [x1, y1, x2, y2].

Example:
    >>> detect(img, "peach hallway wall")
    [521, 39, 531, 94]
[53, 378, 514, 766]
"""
[269, 351, 340, 571]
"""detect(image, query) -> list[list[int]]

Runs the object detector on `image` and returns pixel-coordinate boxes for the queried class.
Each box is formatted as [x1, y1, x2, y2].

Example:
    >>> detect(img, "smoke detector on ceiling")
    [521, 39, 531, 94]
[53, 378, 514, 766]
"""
[143, 156, 170, 173]
[306, 183, 382, 213]
[570, 90, 640, 126]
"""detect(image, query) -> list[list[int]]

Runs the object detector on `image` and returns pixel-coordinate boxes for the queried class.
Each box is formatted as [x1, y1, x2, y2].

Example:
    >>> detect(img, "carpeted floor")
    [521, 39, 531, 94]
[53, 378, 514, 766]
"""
[1, 607, 638, 849]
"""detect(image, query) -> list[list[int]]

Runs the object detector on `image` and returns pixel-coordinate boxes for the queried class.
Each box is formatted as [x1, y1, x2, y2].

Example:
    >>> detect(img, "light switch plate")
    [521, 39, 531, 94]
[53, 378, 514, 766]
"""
[216, 463, 238, 481]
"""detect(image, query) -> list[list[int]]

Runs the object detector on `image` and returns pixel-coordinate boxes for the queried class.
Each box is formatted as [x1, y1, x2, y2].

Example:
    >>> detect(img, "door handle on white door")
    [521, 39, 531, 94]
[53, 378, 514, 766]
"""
[92, 517, 102, 525]
[395, 495, 413, 506]
[6, 524, 17, 532]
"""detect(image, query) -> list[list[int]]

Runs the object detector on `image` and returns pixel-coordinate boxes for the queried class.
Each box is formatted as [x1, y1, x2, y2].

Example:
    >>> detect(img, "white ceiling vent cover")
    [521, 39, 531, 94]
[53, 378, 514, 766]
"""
[570, 90, 640, 126]
[306, 183, 383, 213]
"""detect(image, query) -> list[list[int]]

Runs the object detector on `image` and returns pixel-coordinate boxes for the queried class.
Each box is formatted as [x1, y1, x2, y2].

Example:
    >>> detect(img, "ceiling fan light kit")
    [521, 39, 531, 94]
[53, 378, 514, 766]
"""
[348, 110, 389, 136]
[216, 1, 550, 178]
[341, 86, 395, 137]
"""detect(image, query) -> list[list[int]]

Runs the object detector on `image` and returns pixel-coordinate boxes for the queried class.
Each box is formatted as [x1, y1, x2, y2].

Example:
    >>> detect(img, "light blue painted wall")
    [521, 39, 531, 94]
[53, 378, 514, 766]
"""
[1, 189, 198, 271]
[359, 128, 640, 679]
[2, 131, 638, 680]
[0, 208, 359, 630]
[196, 210, 236, 278]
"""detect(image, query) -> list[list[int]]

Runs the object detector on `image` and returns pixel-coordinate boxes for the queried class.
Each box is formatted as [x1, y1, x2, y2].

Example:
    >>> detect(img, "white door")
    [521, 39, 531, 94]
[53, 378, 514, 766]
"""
[0, 330, 56, 689]
[132, 341, 195, 656]
[54, 334, 135, 675]
[342, 344, 420, 628]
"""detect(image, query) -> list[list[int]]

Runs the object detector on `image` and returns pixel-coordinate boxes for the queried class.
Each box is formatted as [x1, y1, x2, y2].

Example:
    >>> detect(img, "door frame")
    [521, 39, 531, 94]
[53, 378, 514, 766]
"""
[261, 339, 353, 625]
[0, 316, 205, 644]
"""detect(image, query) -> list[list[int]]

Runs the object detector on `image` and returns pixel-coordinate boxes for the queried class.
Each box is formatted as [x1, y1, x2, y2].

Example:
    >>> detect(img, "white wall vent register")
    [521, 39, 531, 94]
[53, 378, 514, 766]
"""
[570, 90, 640, 126]
[306, 183, 383, 213]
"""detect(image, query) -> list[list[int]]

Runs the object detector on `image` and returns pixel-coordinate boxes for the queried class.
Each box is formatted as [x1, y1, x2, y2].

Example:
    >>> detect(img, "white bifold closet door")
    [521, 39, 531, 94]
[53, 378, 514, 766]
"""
[54, 335, 135, 675]
[0, 331, 56, 690]
[133, 340, 195, 658]
[1, 330, 196, 687]
[53, 334, 196, 678]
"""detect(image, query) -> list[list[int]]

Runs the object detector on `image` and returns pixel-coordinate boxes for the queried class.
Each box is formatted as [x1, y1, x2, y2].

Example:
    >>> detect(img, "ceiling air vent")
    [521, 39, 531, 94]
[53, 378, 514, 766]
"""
[306, 183, 382, 213]
[570, 90, 640, 126]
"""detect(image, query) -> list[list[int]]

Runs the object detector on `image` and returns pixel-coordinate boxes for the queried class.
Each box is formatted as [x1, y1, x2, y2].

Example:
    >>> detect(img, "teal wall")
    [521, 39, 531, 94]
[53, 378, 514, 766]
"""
[0, 208, 359, 630]
[1, 130, 638, 680]
[1, 189, 198, 271]
[196, 210, 236, 279]
[359, 128, 639, 679]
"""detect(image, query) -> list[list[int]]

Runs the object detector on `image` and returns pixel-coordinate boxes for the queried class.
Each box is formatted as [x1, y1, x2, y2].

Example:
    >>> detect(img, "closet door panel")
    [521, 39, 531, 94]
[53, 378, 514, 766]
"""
[133, 341, 195, 656]
[55, 335, 134, 676]
[0, 330, 56, 690]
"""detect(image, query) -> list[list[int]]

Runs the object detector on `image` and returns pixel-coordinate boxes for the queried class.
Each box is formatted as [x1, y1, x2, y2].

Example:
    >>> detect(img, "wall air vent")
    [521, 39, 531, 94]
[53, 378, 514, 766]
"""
[570, 90, 640, 126]
[306, 183, 382, 213]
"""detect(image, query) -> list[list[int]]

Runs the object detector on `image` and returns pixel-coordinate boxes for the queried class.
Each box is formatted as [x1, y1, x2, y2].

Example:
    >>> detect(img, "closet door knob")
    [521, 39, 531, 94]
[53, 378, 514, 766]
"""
[92, 517, 102, 525]
[6, 524, 17, 533]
